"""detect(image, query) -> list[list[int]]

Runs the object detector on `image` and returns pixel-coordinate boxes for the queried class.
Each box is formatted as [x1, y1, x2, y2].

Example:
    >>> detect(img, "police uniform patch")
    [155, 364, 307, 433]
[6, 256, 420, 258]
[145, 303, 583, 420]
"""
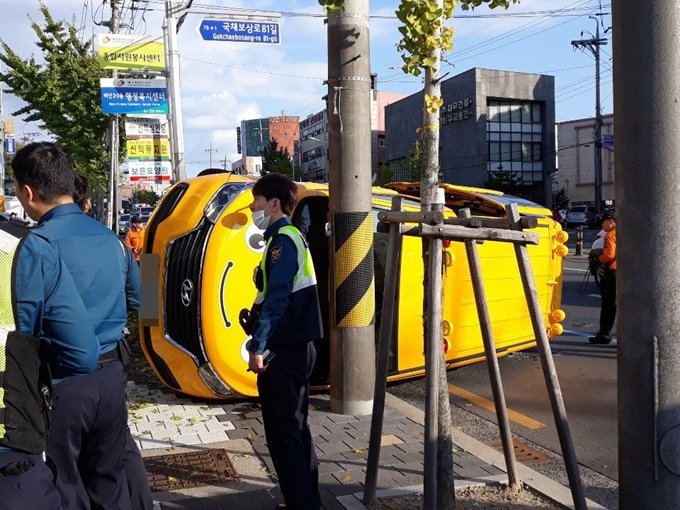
[270, 246, 282, 263]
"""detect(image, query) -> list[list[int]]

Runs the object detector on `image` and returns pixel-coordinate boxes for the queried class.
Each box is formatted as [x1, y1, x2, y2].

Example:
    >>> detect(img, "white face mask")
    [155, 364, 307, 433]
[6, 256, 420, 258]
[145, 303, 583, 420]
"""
[252, 200, 274, 230]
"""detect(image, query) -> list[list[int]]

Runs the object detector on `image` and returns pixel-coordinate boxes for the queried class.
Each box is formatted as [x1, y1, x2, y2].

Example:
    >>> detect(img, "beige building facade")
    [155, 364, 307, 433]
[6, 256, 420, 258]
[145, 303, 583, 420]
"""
[556, 113, 614, 206]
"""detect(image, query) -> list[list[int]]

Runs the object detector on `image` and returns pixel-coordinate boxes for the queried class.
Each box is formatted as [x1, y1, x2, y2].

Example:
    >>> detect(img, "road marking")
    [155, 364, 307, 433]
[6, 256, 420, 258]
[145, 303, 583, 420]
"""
[563, 267, 589, 273]
[562, 329, 595, 338]
[587, 294, 601, 298]
[448, 383, 546, 430]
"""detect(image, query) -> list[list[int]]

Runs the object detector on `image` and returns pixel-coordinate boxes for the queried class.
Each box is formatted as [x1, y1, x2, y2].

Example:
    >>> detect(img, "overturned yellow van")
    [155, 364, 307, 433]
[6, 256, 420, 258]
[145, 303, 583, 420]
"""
[140, 173, 567, 399]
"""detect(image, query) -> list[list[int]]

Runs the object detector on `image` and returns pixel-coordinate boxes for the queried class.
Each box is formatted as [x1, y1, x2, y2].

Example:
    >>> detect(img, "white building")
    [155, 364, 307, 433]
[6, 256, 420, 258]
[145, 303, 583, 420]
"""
[556, 113, 614, 206]
[232, 156, 263, 176]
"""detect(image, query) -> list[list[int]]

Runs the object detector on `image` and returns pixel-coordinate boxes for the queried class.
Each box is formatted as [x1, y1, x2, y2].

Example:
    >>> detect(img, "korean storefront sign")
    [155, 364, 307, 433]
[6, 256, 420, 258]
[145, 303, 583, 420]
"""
[98, 34, 165, 71]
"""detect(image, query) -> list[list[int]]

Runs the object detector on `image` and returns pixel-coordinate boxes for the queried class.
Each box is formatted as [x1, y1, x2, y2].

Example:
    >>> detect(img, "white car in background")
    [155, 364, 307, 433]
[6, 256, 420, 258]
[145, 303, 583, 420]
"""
[566, 205, 597, 228]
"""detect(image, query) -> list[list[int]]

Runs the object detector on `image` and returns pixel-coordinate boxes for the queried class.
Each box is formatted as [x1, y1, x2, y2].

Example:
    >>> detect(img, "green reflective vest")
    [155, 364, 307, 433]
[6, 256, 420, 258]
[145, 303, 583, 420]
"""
[255, 225, 317, 304]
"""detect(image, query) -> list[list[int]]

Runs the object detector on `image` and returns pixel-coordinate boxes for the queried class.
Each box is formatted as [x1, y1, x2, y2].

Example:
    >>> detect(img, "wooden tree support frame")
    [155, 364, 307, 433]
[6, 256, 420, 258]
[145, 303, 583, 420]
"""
[363, 198, 587, 510]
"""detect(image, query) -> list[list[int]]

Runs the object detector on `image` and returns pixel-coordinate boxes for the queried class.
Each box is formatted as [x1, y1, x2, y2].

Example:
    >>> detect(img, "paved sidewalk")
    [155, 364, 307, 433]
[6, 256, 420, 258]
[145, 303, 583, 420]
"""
[127, 382, 607, 510]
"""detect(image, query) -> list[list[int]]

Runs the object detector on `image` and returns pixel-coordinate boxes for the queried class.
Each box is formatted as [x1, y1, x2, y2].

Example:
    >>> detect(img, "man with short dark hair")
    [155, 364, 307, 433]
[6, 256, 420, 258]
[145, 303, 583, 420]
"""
[247, 173, 323, 510]
[12, 141, 149, 510]
[590, 210, 617, 345]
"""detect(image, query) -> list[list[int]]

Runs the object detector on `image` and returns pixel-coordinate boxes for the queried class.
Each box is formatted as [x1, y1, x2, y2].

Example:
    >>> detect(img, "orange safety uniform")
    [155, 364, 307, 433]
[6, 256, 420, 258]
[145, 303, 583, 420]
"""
[598, 229, 616, 270]
[125, 227, 145, 261]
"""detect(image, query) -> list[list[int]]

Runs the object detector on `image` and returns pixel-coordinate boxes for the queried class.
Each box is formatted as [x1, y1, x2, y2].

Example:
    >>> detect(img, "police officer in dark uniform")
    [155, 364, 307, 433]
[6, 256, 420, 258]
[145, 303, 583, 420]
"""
[0, 204, 98, 509]
[247, 173, 323, 510]
[13, 142, 150, 510]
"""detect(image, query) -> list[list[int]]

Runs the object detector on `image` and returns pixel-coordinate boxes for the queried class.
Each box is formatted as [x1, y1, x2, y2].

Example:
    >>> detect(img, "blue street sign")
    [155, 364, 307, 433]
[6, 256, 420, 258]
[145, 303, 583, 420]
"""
[602, 135, 614, 147]
[4, 135, 15, 156]
[100, 78, 169, 115]
[197, 19, 281, 45]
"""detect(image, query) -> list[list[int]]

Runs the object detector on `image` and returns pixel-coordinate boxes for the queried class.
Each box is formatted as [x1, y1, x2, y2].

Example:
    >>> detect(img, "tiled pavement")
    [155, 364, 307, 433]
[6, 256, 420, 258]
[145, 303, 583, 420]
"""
[127, 382, 506, 510]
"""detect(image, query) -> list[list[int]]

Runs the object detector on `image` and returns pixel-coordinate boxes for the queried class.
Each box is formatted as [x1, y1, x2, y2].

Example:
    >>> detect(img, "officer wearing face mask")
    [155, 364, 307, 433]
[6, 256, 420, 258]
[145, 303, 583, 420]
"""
[246, 173, 323, 510]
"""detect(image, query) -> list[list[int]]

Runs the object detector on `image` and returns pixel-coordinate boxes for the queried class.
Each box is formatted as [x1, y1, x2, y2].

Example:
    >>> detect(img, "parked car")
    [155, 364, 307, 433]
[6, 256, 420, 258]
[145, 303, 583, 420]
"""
[566, 205, 597, 228]
[118, 213, 130, 234]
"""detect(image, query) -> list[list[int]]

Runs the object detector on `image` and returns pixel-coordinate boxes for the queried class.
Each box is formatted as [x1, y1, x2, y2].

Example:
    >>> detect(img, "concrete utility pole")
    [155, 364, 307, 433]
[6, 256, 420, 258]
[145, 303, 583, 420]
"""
[613, 1, 680, 507]
[107, 0, 121, 231]
[571, 14, 608, 213]
[164, 0, 186, 182]
[327, 0, 375, 415]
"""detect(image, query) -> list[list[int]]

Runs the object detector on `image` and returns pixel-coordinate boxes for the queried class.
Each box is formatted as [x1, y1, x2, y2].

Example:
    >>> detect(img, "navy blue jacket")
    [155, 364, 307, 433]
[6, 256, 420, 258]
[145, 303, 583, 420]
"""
[16, 232, 99, 377]
[248, 217, 323, 354]
[33, 203, 140, 355]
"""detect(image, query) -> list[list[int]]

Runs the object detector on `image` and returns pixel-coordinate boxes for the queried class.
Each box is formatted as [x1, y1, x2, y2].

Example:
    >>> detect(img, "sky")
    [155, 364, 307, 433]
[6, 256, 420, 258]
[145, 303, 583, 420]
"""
[0, 0, 613, 178]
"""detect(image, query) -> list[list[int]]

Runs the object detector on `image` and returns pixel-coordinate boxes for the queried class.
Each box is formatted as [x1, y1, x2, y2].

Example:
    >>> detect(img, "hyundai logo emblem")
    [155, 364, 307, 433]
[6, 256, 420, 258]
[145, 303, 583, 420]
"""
[181, 279, 194, 307]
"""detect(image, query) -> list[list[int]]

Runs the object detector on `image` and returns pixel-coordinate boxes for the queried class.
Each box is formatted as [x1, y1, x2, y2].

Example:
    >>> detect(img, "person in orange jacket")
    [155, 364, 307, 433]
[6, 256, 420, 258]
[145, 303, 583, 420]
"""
[125, 215, 145, 262]
[590, 210, 616, 344]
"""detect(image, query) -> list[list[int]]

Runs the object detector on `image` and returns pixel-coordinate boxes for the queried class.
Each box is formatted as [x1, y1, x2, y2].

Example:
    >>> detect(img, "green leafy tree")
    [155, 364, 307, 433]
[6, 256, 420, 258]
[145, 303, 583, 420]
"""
[261, 138, 294, 176]
[133, 189, 160, 208]
[554, 187, 569, 210]
[484, 168, 522, 195]
[0, 5, 111, 190]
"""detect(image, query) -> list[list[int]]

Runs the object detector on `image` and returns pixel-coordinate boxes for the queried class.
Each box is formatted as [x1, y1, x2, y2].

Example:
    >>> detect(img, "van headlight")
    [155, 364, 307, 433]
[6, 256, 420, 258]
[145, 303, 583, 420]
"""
[198, 362, 234, 397]
[203, 187, 227, 224]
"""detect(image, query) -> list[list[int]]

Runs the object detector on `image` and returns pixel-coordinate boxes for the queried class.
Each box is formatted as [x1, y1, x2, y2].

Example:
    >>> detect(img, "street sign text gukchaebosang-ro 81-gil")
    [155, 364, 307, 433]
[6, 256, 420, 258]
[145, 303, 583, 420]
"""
[197, 19, 281, 44]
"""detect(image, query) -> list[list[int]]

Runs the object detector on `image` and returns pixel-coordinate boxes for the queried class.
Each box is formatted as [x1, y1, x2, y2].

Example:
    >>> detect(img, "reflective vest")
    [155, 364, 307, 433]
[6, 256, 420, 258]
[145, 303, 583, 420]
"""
[254, 225, 323, 346]
[255, 225, 317, 304]
[0, 224, 52, 454]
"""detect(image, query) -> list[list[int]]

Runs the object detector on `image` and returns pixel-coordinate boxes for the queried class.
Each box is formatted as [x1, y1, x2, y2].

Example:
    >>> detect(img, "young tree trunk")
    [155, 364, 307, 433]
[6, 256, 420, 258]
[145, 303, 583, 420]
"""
[420, 11, 456, 510]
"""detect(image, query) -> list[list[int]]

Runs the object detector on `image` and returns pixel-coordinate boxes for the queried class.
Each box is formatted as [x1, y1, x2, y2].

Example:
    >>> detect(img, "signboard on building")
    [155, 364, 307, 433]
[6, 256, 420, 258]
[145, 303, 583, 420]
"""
[128, 161, 172, 182]
[98, 34, 165, 71]
[439, 97, 474, 126]
[100, 78, 168, 115]
[124, 116, 169, 137]
[126, 139, 170, 160]
[4, 135, 15, 156]
[197, 19, 281, 44]
[602, 135, 614, 147]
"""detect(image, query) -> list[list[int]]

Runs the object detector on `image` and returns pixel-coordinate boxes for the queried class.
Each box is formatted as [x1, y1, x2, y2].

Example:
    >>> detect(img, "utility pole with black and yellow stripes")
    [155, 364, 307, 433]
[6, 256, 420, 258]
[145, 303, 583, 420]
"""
[327, 0, 375, 415]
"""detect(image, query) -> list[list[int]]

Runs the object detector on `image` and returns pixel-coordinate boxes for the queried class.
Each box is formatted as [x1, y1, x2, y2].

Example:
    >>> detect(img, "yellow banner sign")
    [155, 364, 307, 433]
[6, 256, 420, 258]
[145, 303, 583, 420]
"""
[4, 119, 15, 134]
[126, 139, 171, 160]
[98, 34, 165, 71]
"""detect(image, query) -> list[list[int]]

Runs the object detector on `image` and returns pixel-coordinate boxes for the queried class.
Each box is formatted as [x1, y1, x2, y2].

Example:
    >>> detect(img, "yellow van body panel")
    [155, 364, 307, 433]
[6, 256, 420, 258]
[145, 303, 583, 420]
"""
[140, 176, 567, 399]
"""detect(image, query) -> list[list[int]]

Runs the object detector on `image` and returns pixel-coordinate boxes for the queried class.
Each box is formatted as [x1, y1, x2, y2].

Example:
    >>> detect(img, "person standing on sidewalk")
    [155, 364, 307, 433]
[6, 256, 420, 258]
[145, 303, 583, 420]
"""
[12, 142, 152, 510]
[72, 167, 154, 510]
[125, 216, 145, 262]
[0, 219, 98, 510]
[590, 210, 617, 344]
[246, 173, 323, 510]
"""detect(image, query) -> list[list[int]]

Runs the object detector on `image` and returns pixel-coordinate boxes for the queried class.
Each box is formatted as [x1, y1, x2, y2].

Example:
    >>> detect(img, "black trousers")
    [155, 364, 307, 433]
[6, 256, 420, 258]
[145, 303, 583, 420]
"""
[599, 269, 616, 336]
[0, 451, 62, 510]
[258, 342, 320, 510]
[47, 360, 151, 510]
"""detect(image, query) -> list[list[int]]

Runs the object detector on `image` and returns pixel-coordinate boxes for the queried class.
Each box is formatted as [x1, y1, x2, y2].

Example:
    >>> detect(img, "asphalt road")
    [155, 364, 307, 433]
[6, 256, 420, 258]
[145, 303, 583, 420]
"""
[388, 228, 619, 509]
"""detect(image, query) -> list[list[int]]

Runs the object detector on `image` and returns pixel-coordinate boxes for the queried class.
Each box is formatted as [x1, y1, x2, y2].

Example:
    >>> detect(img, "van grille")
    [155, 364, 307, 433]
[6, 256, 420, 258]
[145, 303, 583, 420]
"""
[164, 218, 212, 365]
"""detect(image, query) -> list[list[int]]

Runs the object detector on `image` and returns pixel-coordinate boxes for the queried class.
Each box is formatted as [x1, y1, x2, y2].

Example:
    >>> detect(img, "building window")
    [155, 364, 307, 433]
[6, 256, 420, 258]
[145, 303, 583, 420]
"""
[487, 99, 544, 202]
[378, 137, 385, 147]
